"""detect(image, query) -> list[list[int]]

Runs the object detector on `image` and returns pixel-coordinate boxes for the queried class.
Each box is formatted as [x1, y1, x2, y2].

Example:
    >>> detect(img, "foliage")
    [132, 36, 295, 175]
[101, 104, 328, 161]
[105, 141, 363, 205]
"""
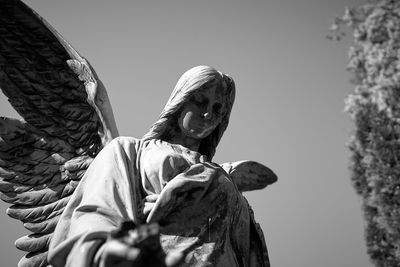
[330, 0, 400, 266]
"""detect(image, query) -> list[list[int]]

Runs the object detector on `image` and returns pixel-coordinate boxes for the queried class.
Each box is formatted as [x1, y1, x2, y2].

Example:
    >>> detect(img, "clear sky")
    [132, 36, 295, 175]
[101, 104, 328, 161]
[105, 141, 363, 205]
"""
[0, 0, 373, 266]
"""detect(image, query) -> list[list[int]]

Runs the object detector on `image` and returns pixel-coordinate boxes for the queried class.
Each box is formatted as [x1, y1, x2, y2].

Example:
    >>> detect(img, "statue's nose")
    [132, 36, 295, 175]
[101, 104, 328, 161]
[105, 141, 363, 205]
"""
[202, 103, 214, 120]
[203, 112, 211, 120]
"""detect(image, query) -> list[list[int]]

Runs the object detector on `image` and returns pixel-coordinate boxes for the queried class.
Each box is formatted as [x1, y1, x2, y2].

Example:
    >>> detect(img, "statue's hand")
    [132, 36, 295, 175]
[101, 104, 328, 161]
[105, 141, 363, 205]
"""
[142, 194, 159, 217]
[137, 194, 160, 221]
[101, 222, 184, 267]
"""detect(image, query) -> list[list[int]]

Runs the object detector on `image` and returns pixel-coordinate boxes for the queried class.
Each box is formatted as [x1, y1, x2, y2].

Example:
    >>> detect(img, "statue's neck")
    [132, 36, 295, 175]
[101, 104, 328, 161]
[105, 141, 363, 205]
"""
[168, 135, 200, 152]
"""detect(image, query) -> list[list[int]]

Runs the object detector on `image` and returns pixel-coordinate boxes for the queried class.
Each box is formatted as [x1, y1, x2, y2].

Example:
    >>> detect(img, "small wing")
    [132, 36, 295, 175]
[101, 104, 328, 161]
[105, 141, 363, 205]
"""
[221, 160, 277, 192]
[0, 0, 118, 266]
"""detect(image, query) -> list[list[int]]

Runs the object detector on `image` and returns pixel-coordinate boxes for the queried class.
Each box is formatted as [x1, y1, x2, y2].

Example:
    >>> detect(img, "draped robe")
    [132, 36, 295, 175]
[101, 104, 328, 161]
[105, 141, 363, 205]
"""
[48, 136, 270, 266]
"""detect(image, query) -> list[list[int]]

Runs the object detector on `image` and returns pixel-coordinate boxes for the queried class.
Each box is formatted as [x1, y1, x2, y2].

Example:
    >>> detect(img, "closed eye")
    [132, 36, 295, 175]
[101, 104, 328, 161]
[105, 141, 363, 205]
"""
[213, 103, 222, 114]
[192, 95, 208, 107]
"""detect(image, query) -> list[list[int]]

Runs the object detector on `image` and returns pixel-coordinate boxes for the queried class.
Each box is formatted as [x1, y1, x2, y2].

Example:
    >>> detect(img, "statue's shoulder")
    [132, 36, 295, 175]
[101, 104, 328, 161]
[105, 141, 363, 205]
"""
[109, 136, 141, 145]
[101, 136, 146, 158]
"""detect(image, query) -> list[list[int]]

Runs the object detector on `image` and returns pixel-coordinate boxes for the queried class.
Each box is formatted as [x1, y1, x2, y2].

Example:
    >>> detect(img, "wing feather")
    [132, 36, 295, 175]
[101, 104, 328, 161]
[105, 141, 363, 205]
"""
[18, 250, 48, 267]
[0, 180, 78, 206]
[15, 233, 51, 252]
[7, 196, 71, 222]
[23, 216, 60, 234]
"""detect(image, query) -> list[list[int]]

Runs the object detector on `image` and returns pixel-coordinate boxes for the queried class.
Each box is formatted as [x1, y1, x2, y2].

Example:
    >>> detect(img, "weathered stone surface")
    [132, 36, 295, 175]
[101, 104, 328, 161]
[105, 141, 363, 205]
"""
[0, 1, 276, 266]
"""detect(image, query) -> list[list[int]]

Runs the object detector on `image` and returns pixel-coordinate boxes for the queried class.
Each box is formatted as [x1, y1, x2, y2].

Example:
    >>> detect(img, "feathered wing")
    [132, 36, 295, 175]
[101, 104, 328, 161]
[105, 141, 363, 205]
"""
[221, 160, 277, 192]
[0, 0, 118, 266]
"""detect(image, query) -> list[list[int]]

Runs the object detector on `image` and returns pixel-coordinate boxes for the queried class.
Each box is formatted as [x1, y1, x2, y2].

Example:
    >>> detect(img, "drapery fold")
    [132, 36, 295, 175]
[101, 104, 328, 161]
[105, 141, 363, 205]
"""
[48, 137, 270, 267]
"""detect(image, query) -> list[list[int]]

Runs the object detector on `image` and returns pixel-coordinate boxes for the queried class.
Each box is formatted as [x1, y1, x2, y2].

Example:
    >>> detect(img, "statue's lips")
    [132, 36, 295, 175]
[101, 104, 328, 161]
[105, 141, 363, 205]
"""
[192, 122, 213, 131]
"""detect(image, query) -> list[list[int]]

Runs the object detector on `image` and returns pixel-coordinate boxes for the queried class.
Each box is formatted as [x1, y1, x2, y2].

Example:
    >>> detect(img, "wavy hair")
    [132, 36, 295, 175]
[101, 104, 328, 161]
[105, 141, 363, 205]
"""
[142, 65, 235, 160]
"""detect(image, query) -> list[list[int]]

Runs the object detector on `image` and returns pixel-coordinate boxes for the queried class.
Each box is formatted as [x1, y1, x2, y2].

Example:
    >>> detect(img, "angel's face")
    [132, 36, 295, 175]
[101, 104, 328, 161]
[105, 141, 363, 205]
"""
[177, 84, 226, 140]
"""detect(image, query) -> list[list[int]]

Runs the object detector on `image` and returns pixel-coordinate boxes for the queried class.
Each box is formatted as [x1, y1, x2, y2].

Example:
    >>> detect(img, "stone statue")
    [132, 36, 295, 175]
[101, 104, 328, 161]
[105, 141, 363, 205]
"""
[0, 1, 277, 266]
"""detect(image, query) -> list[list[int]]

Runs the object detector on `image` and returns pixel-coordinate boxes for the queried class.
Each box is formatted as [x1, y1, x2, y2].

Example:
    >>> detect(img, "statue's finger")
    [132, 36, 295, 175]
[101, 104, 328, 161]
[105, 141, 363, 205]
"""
[104, 240, 138, 260]
[143, 202, 155, 216]
[144, 194, 159, 202]
[165, 251, 185, 267]
[124, 247, 141, 262]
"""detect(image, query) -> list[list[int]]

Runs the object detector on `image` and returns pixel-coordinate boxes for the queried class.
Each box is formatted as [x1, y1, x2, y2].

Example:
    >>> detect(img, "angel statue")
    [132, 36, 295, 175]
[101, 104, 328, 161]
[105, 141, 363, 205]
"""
[0, 1, 277, 266]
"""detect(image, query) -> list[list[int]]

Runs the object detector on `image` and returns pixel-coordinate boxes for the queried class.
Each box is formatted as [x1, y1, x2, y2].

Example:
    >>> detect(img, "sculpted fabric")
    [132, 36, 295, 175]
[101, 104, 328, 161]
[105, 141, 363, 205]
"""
[48, 137, 270, 266]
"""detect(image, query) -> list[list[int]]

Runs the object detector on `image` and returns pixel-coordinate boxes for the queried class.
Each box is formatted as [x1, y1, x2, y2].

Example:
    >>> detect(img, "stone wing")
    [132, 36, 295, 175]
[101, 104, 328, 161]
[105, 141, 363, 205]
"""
[0, 118, 93, 267]
[221, 160, 277, 192]
[0, 0, 116, 266]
